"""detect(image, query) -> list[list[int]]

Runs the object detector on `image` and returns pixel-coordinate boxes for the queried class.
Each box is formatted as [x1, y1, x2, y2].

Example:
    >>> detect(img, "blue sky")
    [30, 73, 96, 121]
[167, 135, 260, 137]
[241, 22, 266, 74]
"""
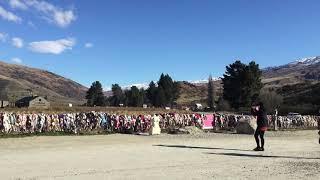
[1, 0, 320, 90]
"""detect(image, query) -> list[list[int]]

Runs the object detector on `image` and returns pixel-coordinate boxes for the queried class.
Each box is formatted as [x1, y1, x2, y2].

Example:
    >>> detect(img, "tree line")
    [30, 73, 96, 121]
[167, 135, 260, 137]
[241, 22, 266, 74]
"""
[85, 73, 179, 108]
[86, 60, 283, 113]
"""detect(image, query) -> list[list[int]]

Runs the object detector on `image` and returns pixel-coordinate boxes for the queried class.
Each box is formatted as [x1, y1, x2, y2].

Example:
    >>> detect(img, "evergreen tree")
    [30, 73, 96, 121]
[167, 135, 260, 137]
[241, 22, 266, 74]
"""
[207, 75, 216, 110]
[155, 86, 166, 107]
[123, 89, 130, 106]
[222, 60, 263, 109]
[242, 61, 263, 107]
[157, 73, 178, 106]
[85, 81, 105, 106]
[217, 97, 231, 111]
[110, 84, 124, 106]
[122, 86, 145, 107]
[145, 74, 179, 107]
[222, 61, 246, 109]
[128, 86, 140, 107]
[139, 88, 146, 105]
[146, 81, 157, 106]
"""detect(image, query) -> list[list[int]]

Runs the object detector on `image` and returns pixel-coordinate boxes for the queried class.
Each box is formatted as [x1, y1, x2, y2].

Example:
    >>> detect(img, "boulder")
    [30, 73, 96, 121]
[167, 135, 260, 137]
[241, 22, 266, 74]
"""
[235, 116, 257, 134]
[185, 126, 204, 135]
[167, 126, 204, 135]
[167, 127, 190, 134]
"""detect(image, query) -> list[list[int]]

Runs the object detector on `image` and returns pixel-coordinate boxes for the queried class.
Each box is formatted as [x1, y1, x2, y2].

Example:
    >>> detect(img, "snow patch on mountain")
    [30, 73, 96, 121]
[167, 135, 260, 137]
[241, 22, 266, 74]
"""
[123, 83, 149, 90]
[188, 77, 220, 84]
[289, 56, 320, 66]
[263, 56, 320, 71]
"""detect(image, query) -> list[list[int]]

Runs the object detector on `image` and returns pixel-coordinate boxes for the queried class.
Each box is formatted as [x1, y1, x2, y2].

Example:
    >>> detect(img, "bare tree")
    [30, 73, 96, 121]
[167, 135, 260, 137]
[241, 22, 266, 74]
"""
[259, 89, 283, 114]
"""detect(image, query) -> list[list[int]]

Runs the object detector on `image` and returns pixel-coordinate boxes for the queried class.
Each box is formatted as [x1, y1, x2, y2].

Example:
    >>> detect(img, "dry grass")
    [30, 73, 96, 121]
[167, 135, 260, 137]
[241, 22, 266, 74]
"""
[1, 106, 189, 115]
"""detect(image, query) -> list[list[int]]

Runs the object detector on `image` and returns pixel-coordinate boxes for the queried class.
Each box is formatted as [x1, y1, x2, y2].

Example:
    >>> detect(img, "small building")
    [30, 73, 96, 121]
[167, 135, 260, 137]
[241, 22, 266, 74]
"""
[16, 96, 50, 108]
[0, 100, 9, 108]
[194, 103, 203, 111]
[0, 94, 9, 108]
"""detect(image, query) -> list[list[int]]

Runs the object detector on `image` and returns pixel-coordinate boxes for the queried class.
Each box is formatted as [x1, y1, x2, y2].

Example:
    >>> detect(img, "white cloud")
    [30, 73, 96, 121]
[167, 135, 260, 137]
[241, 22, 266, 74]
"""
[9, 0, 28, 10]
[0, 32, 8, 42]
[27, 21, 36, 28]
[12, 37, 24, 48]
[28, 38, 76, 54]
[11, 57, 23, 64]
[85, 43, 93, 48]
[53, 10, 76, 28]
[15, 0, 76, 28]
[0, 5, 22, 23]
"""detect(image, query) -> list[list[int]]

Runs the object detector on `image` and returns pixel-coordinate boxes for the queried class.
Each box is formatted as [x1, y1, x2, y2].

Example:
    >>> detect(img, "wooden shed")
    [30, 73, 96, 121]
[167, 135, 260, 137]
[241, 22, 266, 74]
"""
[16, 96, 50, 108]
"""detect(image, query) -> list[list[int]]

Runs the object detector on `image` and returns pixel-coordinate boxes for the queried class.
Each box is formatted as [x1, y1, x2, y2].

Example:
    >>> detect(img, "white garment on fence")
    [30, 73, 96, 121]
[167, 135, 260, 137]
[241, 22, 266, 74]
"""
[150, 115, 161, 135]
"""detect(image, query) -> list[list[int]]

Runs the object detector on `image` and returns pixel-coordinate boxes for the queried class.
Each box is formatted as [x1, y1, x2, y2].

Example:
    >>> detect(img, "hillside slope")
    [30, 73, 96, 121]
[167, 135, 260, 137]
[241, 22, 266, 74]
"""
[176, 57, 320, 111]
[0, 61, 87, 105]
[263, 56, 320, 87]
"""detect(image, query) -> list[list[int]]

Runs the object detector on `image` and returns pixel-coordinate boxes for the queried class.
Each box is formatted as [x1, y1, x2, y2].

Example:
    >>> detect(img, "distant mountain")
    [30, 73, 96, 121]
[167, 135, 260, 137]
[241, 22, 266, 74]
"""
[289, 56, 320, 66]
[177, 56, 320, 113]
[263, 56, 320, 85]
[0, 61, 87, 105]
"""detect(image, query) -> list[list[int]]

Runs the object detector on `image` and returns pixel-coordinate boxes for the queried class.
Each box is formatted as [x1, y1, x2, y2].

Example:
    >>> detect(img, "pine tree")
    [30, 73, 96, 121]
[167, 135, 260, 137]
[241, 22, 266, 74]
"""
[111, 84, 124, 106]
[157, 73, 177, 106]
[146, 81, 157, 106]
[86, 81, 105, 106]
[207, 75, 216, 110]
[155, 86, 166, 107]
[222, 60, 263, 109]
[128, 86, 140, 107]
[139, 88, 146, 106]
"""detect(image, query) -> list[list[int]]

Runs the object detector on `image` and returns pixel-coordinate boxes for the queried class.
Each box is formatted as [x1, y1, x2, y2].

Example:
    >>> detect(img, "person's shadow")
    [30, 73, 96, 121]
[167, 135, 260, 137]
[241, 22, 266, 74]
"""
[154, 144, 320, 160]
[205, 152, 320, 160]
[154, 144, 253, 152]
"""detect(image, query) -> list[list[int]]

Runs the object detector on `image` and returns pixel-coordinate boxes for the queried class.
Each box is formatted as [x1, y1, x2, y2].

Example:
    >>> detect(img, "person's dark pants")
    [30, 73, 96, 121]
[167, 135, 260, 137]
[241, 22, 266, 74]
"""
[254, 129, 265, 148]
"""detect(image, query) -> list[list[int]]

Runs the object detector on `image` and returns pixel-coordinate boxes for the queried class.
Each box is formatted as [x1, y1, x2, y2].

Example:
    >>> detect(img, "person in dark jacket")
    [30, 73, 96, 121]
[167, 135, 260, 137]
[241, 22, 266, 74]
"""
[251, 102, 268, 151]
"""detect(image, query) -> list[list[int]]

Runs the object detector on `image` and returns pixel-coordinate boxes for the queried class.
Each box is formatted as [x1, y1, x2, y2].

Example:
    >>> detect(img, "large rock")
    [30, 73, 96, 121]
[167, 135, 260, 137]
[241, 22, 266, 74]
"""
[235, 116, 257, 134]
[167, 127, 190, 134]
[167, 126, 203, 135]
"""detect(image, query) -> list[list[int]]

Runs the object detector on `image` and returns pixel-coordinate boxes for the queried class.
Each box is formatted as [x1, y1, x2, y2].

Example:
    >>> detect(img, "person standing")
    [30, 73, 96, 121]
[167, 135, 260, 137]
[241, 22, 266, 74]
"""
[251, 102, 269, 151]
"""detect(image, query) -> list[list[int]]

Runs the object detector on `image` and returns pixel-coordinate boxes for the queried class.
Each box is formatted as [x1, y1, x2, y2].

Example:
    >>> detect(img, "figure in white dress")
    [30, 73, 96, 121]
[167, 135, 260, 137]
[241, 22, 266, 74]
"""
[150, 114, 161, 135]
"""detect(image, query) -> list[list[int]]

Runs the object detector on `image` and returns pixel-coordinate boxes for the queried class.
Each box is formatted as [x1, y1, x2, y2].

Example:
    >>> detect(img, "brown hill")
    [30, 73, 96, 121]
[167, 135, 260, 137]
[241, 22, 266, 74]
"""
[262, 57, 320, 88]
[177, 57, 320, 109]
[177, 81, 222, 106]
[0, 61, 87, 105]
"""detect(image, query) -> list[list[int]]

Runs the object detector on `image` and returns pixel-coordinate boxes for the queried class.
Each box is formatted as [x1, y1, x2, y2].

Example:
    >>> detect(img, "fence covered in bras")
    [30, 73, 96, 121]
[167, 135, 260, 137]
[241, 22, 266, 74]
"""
[0, 112, 203, 134]
[214, 114, 319, 130]
[0, 112, 319, 134]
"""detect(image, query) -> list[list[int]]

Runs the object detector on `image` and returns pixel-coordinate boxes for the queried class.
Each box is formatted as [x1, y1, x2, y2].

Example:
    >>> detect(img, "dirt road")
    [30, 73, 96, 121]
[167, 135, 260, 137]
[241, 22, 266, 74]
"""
[0, 131, 319, 180]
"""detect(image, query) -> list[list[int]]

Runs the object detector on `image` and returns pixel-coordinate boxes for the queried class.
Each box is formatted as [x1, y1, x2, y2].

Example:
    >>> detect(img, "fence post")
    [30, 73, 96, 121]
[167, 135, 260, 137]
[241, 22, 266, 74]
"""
[273, 109, 278, 131]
